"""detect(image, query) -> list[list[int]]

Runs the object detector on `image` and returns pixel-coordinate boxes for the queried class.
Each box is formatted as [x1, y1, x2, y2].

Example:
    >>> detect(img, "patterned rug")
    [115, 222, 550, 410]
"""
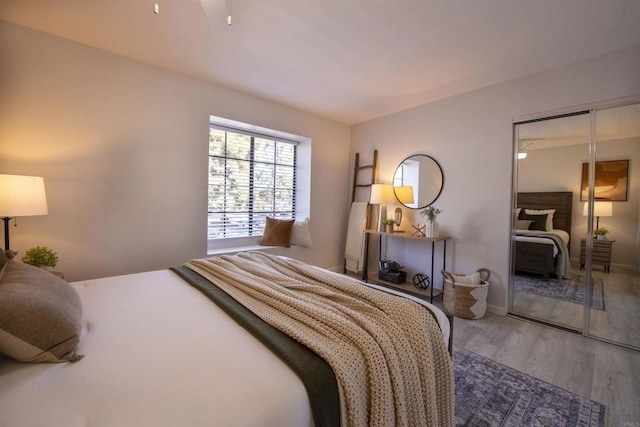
[513, 274, 605, 311]
[454, 346, 606, 426]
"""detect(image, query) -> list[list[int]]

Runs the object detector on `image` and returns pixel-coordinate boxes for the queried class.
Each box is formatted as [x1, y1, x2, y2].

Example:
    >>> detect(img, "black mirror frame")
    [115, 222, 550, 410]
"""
[393, 154, 444, 209]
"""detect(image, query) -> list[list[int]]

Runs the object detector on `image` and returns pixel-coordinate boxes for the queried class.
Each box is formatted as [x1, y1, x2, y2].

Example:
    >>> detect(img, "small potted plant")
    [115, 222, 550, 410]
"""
[379, 260, 406, 284]
[382, 218, 396, 233]
[420, 206, 442, 237]
[594, 228, 609, 240]
[21, 246, 59, 269]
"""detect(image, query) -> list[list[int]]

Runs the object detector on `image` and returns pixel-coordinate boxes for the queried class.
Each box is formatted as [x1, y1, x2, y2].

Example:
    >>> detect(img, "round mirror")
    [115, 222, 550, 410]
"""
[393, 154, 444, 209]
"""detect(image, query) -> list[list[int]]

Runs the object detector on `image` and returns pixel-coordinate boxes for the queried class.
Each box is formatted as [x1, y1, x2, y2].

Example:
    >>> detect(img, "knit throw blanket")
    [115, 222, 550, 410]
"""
[187, 252, 454, 427]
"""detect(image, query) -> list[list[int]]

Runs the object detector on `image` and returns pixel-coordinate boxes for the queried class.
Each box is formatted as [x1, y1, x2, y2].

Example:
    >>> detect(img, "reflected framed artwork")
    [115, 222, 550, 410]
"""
[580, 159, 629, 201]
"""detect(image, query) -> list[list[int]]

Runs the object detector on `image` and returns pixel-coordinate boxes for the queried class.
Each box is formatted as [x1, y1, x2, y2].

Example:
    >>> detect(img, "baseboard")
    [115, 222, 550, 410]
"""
[327, 265, 344, 273]
[486, 303, 507, 316]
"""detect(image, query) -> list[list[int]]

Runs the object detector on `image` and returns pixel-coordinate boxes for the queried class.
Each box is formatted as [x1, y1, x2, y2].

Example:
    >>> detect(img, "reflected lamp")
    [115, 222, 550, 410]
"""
[582, 201, 613, 230]
[393, 186, 414, 228]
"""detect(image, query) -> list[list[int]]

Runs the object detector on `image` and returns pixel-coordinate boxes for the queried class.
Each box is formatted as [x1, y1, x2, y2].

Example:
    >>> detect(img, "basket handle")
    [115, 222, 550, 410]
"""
[441, 270, 455, 287]
[477, 268, 490, 282]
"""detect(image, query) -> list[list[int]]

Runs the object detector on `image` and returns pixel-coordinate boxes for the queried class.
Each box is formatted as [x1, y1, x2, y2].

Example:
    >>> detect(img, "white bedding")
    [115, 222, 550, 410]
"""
[0, 267, 450, 427]
[515, 229, 570, 257]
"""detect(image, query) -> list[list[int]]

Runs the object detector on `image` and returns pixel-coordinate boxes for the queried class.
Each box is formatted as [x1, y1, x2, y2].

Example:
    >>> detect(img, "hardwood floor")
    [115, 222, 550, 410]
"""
[512, 266, 640, 349]
[449, 311, 640, 426]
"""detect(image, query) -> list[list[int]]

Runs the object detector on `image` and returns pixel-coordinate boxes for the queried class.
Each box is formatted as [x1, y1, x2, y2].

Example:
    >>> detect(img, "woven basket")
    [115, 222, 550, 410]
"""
[442, 269, 490, 319]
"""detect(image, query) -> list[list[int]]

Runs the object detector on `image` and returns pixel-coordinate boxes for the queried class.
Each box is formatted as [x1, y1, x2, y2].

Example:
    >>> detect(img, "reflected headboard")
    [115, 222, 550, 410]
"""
[517, 191, 573, 234]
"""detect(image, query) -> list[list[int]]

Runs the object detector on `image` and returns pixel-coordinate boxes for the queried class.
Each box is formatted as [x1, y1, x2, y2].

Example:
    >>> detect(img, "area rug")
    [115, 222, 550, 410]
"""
[513, 274, 605, 311]
[454, 346, 606, 426]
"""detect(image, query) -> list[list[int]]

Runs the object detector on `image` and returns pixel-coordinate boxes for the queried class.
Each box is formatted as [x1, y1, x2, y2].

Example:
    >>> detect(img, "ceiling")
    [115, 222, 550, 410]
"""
[1, 0, 639, 125]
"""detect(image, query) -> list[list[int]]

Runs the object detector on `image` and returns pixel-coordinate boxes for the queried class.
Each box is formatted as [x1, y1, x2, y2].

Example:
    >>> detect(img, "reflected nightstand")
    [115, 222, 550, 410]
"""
[580, 239, 615, 273]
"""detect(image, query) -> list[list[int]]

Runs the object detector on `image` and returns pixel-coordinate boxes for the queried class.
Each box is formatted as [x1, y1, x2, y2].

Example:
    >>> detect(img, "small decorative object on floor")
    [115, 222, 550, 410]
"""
[412, 273, 430, 289]
[420, 206, 442, 238]
[379, 260, 406, 284]
[442, 268, 490, 319]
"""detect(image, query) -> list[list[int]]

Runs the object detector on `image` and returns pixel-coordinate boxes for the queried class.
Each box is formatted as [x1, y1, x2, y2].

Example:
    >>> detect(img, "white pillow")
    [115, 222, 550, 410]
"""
[516, 208, 521, 217]
[525, 209, 555, 231]
[291, 217, 313, 247]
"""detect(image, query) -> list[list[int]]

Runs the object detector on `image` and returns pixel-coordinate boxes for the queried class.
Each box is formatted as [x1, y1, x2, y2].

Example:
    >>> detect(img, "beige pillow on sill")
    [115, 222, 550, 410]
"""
[259, 217, 295, 248]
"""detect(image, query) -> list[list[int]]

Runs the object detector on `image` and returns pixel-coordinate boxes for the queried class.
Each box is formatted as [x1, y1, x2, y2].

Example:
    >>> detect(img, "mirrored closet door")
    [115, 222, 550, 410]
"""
[586, 103, 640, 349]
[510, 99, 640, 351]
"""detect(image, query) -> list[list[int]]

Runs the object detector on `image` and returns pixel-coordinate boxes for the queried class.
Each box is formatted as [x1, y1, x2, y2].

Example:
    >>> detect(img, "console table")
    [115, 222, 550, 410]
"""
[362, 230, 451, 303]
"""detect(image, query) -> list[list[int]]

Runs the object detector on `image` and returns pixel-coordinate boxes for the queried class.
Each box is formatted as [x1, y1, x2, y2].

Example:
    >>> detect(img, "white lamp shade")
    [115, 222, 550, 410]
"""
[370, 184, 395, 204]
[394, 186, 414, 204]
[582, 201, 613, 217]
[0, 174, 48, 217]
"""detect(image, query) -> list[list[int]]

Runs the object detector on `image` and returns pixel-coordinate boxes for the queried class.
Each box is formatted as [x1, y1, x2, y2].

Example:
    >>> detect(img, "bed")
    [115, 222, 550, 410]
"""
[515, 192, 573, 279]
[0, 251, 453, 427]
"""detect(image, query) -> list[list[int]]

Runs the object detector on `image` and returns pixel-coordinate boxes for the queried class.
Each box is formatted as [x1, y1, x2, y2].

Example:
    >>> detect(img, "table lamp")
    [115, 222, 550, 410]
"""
[370, 183, 395, 232]
[0, 174, 48, 251]
[582, 201, 613, 230]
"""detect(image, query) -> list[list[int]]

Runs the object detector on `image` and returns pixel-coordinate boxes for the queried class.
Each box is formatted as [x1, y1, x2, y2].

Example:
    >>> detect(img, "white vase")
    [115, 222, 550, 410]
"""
[425, 220, 439, 238]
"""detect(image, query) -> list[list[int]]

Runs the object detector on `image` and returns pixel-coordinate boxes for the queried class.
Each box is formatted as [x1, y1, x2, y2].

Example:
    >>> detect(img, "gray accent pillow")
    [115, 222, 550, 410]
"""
[0, 261, 83, 363]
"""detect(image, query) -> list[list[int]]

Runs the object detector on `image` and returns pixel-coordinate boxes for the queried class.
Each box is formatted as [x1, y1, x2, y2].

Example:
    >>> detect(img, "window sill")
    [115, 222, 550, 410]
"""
[206, 244, 281, 257]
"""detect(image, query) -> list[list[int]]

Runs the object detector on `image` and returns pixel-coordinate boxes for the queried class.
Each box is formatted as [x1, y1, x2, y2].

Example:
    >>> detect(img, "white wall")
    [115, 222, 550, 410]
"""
[351, 45, 640, 315]
[0, 21, 351, 281]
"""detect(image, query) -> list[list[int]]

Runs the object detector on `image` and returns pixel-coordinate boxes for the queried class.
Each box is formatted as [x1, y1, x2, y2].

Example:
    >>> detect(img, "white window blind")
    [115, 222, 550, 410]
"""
[208, 126, 296, 240]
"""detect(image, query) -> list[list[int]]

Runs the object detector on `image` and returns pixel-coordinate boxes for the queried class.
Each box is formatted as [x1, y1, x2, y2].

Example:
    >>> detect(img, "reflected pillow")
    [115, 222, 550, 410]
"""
[291, 217, 313, 247]
[525, 209, 555, 231]
[516, 220, 533, 230]
[522, 213, 548, 231]
[259, 217, 295, 247]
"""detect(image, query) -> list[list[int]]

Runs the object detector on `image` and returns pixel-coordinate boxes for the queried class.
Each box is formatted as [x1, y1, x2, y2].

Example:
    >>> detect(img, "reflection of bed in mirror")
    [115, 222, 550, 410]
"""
[515, 192, 573, 279]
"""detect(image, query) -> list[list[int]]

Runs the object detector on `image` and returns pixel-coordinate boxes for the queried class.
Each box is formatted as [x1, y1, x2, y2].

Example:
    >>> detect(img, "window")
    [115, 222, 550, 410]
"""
[208, 125, 297, 240]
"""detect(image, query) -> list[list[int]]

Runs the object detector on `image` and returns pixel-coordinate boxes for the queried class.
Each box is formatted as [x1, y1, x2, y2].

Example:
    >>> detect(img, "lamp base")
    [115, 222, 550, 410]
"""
[377, 204, 387, 232]
[2, 216, 12, 251]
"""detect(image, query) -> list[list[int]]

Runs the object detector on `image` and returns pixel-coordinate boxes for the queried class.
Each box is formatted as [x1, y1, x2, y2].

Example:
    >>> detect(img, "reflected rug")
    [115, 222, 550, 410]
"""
[513, 274, 605, 311]
[454, 346, 606, 426]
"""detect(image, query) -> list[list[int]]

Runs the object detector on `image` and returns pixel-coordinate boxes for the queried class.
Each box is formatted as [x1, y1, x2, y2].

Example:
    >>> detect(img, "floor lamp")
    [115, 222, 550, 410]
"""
[0, 174, 49, 251]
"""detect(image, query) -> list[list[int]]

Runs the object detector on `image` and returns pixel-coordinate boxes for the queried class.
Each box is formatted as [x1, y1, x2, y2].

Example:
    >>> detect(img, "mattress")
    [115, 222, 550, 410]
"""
[0, 267, 450, 427]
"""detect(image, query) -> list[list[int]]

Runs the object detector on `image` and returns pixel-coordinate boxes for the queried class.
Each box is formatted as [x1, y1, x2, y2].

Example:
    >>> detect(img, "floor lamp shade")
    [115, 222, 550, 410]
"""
[0, 174, 48, 250]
